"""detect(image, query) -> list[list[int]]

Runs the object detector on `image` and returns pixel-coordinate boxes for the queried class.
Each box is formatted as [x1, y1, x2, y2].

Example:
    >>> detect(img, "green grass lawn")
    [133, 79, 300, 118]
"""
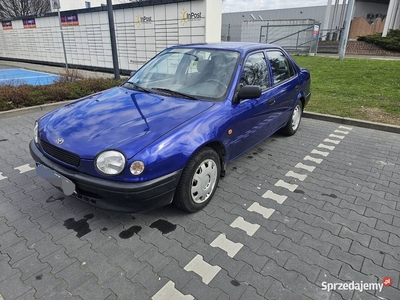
[293, 56, 400, 126]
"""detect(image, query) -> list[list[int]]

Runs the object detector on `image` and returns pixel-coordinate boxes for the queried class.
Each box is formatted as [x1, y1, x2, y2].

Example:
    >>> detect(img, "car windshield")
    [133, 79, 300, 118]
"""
[125, 48, 240, 101]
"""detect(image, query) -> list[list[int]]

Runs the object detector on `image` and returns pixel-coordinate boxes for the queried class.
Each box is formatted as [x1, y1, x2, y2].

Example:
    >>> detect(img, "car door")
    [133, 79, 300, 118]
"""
[230, 51, 280, 160]
[265, 50, 300, 128]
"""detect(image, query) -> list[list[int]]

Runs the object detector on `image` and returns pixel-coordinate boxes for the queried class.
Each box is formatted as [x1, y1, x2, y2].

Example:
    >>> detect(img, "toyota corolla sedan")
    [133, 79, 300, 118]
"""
[30, 42, 311, 213]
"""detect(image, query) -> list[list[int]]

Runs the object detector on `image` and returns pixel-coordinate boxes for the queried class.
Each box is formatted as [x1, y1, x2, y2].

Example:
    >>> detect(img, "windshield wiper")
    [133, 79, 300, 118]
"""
[152, 88, 198, 100]
[124, 82, 153, 93]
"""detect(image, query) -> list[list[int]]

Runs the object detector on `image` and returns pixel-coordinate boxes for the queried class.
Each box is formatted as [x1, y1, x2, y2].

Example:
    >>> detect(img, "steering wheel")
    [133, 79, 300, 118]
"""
[205, 79, 228, 89]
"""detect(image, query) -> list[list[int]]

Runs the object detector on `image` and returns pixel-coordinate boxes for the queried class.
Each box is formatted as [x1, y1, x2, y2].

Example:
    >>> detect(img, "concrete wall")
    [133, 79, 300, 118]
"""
[0, 0, 221, 72]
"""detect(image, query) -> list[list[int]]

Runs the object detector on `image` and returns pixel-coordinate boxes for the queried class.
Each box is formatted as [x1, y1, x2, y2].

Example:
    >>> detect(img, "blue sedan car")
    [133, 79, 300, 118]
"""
[30, 42, 311, 213]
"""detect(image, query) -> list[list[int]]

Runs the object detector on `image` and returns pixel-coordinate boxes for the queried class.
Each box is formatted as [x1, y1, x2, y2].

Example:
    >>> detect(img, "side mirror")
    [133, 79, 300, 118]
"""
[235, 85, 262, 103]
[130, 71, 137, 76]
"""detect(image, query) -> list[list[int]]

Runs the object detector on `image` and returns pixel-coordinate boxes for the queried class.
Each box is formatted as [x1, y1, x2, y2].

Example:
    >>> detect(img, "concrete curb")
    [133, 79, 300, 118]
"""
[303, 111, 400, 134]
[1, 103, 399, 134]
[0, 100, 73, 119]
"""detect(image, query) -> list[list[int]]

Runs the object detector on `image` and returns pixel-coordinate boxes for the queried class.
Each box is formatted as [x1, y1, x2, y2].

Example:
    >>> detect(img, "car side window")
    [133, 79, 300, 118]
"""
[240, 52, 270, 90]
[267, 51, 296, 85]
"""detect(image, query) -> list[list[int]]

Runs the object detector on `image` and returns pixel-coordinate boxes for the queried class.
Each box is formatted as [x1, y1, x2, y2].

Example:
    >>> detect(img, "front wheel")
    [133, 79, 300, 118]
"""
[281, 101, 303, 136]
[173, 147, 221, 213]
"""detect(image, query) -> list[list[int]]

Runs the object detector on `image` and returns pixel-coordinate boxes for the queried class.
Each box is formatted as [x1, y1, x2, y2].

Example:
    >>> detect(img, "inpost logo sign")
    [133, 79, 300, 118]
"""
[135, 14, 152, 26]
[180, 8, 202, 25]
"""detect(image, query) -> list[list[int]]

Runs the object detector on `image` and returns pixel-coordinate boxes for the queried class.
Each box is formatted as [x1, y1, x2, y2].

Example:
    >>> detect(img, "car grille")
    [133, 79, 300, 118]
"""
[41, 140, 80, 167]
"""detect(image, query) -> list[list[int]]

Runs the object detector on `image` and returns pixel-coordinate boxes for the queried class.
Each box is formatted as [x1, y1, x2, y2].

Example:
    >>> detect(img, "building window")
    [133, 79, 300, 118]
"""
[85, 1, 91, 8]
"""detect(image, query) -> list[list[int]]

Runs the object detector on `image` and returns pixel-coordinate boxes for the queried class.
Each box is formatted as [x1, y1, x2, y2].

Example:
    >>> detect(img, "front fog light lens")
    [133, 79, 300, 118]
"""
[130, 161, 145, 175]
[34, 121, 38, 143]
[95, 151, 126, 175]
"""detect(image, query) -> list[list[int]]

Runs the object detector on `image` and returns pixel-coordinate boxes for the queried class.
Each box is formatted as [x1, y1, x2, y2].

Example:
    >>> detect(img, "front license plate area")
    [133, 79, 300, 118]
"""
[36, 162, 75, 195]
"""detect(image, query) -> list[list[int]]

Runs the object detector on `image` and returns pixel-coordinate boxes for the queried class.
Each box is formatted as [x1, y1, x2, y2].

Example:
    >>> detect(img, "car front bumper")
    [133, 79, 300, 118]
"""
[29, 140, 182, 213]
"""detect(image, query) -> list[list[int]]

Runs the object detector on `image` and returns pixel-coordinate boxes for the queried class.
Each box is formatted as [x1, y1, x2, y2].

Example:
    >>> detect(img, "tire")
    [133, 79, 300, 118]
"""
[281, 101, 303, 136]
[173, 147, 221, 213]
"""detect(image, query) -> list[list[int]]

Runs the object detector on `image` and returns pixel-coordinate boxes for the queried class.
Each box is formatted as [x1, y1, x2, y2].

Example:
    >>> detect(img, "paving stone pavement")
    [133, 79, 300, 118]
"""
[0, 111, 399, 300]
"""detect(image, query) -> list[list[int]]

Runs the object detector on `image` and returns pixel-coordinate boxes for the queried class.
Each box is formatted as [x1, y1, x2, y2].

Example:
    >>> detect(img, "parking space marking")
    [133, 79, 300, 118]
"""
[0, 172, 7, 180]
[303, 155, 323, 164]
[329, 134, 345, 139]
[184, 254, 221, 284]
[295, 162, 316, 172]
[339, 125, 353, 131]
[230, 216, 260, 236]
[14, 164, 35, 174]
[274, 179, 298, 191]
[152, 281, 194, 300]
[334, 130, 349, 135]
[248, 202, 275, 219]
[318, 143, 335, 151]
[311, 149, 329, 157]
[323, 138, 341, 145]
[210, 234, 243, 258]
[285, 171, 307, 182]
[262, 190, 287, 204]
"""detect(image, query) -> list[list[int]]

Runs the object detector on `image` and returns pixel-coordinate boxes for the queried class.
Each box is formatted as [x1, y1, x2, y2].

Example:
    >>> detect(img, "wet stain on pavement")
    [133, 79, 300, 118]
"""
[150, 219, 177, 234]
[63, 214, 94, 238]
[46, 196, 65, 203]
[247, 156, 253, 159]
[101, 227, 108, 232]
[119, 226, 142, 239]
[0, 139, 8, 142]
[322, 193, 337, 198]
[35, 274, 43, 280]
[294, 190, 305, 194]
[231, 280, 240, 286]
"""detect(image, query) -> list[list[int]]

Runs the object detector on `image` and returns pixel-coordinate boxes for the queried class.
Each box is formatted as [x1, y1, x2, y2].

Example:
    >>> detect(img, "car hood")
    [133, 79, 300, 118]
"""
[40, 87, 215, 159]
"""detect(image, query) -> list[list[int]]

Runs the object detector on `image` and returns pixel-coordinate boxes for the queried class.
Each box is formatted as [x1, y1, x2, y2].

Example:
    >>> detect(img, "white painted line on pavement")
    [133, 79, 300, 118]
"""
[334, 130, 349, 135]
[152, 281, 194, 300]
[184, 255, 221, 284]
[262, 190, 287, 204]
[230, 216, 260, 236]
[329, 134, 345, 139]
[295, 163, 316, 172]
[311, 149, 329, 157]
[318, 143, 335, 151]
[248, 202, 275, 219]
[210, 234, 243, 258]
[285, 171, 307, 182]
[323, 139, 341, 145]
[339, 125, 353, 131]
[14, 164, 35, 174]
[304, 156, 323, 164]
[0, 172, 7, 181]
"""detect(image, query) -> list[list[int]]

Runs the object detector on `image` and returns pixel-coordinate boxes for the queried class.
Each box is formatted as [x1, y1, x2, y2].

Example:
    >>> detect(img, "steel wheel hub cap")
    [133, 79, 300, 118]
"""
[191, 159, 218, 203]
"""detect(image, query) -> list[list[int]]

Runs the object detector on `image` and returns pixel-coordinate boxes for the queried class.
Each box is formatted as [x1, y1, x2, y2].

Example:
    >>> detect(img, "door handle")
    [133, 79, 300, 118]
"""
[295, 85, 299, 91]
[268, 98, 276, 105]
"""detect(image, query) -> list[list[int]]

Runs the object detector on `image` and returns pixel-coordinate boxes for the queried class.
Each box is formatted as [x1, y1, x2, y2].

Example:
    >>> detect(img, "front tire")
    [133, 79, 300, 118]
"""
[173, 147, 221, 213]
[281, 101, 303, 136]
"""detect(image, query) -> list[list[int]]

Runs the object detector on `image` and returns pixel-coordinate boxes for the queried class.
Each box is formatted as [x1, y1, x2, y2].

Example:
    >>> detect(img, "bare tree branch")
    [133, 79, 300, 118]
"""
[0, 0, 51, 19]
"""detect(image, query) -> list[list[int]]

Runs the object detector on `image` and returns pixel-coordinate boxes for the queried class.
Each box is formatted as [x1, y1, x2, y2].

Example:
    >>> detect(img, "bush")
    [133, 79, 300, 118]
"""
[0, 76, 125, 112]
[358, 29, 400, 52]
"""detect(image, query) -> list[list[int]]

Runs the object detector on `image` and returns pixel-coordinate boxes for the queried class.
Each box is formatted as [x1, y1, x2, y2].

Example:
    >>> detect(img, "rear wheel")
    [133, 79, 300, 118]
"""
[281, 101, 303, 136]
[173, 147, 220, 213]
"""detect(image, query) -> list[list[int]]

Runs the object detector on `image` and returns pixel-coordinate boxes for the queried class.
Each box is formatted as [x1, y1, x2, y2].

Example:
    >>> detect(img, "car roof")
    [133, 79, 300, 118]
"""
[170, 42, 283, 55]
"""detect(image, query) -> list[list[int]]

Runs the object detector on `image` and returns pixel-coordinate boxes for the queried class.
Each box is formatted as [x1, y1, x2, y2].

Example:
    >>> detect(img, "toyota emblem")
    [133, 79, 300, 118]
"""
[56, 138, 64, 145]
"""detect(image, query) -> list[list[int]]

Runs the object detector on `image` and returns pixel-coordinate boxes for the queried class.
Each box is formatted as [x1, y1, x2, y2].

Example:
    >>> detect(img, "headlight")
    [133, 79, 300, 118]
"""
[95, 151, 126, 175]
[34, 121, 38, 144]
[130, 161, 145, 175]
